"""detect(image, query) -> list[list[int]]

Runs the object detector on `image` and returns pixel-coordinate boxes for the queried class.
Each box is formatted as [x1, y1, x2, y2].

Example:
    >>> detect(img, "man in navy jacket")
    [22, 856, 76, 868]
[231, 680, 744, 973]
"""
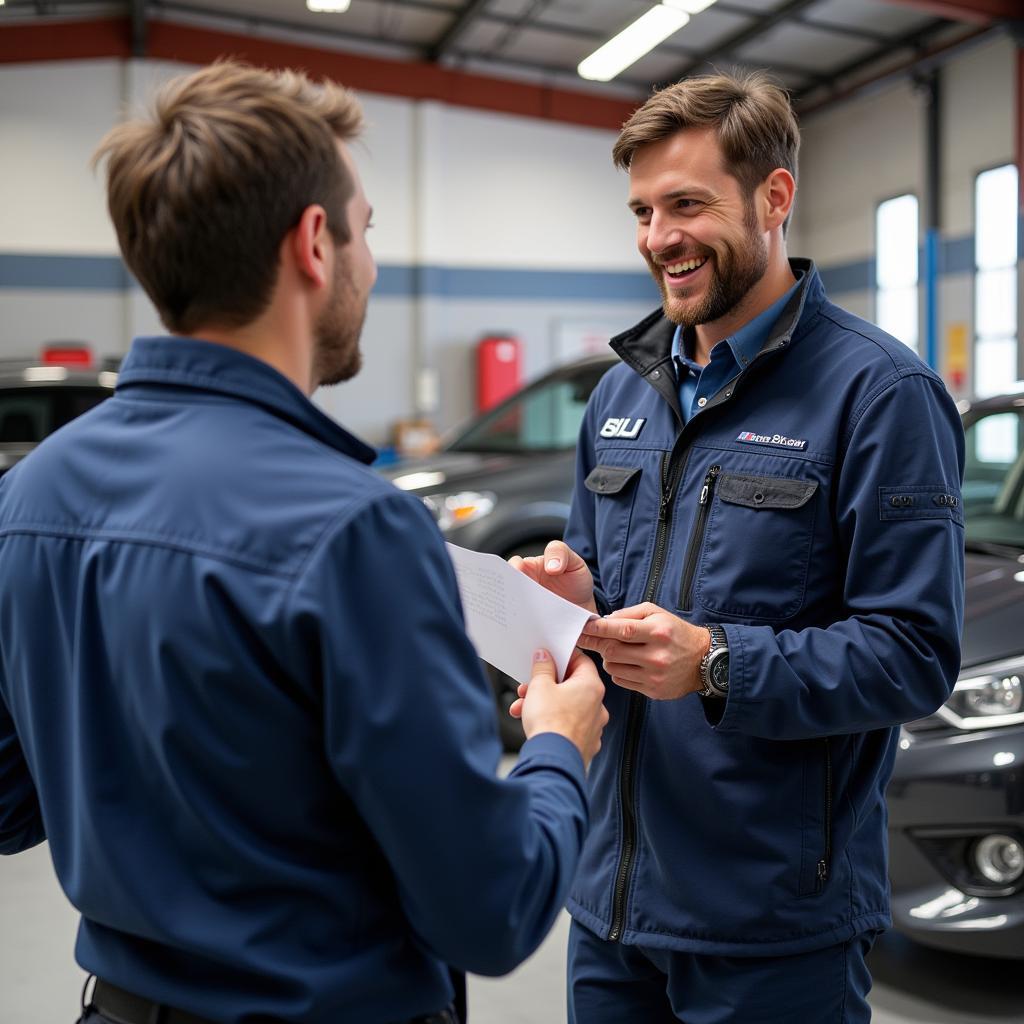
[516, 72, 964, 1022]
[0, 61, 608, 1024]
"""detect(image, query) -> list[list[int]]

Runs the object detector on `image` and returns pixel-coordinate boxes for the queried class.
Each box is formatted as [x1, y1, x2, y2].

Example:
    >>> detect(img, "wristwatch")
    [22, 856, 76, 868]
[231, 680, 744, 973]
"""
[698, 625, 730, 698]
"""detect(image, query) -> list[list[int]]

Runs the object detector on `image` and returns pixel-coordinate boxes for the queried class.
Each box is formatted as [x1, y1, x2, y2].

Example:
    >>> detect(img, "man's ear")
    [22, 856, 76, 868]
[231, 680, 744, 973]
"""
[289, 204, 331, 290]
[761, 168, 796, 232]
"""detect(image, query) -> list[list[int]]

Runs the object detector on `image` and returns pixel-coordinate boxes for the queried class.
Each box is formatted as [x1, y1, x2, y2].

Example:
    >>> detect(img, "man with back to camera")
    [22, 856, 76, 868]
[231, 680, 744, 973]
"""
[0, 60, 609, 1024]
[511, 71, 965, 1021]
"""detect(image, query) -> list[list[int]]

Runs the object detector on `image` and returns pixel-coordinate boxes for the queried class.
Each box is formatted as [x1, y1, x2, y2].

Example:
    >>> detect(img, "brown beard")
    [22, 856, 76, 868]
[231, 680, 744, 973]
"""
[313, 249, 366, 388]
[652, 197, 768, 328]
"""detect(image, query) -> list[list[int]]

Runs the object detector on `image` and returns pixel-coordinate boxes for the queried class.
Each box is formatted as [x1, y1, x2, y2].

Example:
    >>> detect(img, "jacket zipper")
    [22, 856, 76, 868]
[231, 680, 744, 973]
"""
[608, 445, 689, 942]
[817, 738, 833, 888]
[677, 464, 721, 610]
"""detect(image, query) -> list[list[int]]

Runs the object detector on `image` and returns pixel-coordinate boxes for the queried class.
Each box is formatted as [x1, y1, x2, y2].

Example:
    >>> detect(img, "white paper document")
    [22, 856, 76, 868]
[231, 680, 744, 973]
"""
[446, 543, 595, 685]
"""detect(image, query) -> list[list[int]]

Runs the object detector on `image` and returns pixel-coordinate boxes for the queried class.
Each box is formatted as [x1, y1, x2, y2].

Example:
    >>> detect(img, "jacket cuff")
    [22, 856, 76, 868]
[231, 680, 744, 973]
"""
[706, 622, 748, 732]
[510, 732, 587, 785]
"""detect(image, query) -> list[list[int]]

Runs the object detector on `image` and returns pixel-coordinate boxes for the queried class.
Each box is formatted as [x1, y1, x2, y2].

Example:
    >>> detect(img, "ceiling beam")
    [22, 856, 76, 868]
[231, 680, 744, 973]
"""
[662, 0, 823, 83]
[427, 0, 490, 62]
[130, 0, 146, 56]
[880, 0, 1022, 25]
[153, 0, 422, 54]
[795, 18, 982, 114]
[793, 14, 890, 44]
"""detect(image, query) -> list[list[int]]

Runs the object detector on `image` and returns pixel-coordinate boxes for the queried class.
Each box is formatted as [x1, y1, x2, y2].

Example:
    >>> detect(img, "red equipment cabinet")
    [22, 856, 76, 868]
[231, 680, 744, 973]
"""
[476, 335, 522, 412]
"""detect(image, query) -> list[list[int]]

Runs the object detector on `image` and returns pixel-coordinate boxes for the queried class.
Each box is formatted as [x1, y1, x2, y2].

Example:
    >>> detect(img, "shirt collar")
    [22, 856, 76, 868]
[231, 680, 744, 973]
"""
[116, 336, 377, 465]
[670, 270, 805, 371]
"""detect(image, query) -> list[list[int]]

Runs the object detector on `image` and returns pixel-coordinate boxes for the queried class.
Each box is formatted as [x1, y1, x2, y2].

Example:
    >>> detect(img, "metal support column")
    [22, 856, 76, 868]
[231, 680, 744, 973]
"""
[919, 69, 942, 372]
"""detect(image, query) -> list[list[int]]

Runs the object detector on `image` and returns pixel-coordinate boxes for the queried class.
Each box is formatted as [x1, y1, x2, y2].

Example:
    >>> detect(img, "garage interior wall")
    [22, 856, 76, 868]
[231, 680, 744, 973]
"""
[1, 30, 1019, 441]
[792, 32, 1020, 396]
[0, 55, 656, 442]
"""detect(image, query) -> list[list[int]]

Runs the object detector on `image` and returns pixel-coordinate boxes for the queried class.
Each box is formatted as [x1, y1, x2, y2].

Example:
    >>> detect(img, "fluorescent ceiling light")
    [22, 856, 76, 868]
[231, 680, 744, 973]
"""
[578, 5, 690, 82]
[663, 0, 718, 13]
[307, 0, 351, 11]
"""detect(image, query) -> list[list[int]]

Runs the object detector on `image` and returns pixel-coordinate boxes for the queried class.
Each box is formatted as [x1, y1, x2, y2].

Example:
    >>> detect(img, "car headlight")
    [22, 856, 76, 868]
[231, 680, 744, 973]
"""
[935, 657, 1024, 730]
[422, 491, 496, 532]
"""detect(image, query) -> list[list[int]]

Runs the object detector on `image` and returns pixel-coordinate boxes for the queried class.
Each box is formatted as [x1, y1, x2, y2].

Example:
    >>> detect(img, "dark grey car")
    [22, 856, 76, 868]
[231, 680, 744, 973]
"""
[888, 388, 1024, 959]
[0, 359, 117, 478]
[380, 357, 1024, 959]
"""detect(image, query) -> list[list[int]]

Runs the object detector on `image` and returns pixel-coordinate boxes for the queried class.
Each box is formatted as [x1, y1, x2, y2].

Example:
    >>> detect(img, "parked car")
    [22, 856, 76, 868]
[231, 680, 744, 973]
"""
[888, 387, 1024, 959]
[0, 356, 117, 478]
[379, 357, 1024, 959]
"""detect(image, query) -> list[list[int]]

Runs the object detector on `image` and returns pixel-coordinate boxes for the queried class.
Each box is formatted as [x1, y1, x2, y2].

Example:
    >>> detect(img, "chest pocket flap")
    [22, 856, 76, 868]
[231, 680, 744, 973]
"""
[585, 464, 641, 495]
[719, 473, 817, 509]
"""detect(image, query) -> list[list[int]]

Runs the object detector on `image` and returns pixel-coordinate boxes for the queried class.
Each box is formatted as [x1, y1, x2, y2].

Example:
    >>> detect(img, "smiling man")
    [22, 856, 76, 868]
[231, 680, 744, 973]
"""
[514, 72, 966, 1021]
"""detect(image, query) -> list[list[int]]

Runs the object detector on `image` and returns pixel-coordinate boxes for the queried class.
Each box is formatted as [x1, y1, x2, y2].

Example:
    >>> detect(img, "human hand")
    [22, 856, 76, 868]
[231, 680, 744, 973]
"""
[510, 648, 608, 769]
[508, 540, 597, 614]
[576, 603, 711, 701]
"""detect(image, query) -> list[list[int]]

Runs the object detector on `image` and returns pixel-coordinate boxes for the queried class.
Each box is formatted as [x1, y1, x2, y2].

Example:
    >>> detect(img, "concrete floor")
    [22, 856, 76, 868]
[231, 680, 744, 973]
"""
[2, 841, 1023, 1023]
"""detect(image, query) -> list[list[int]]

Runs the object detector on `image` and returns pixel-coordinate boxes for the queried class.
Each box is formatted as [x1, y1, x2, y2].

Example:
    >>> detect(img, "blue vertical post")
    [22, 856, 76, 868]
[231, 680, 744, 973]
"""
[924, 228, 939, 371]
[921, 69, 942, 372]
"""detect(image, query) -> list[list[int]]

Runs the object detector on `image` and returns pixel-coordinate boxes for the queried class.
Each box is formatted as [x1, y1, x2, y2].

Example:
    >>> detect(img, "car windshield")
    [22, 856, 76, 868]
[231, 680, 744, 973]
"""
[963, 403, 1024, 552]
[449, 363, 610, 453]
[0, 386, 110, 443]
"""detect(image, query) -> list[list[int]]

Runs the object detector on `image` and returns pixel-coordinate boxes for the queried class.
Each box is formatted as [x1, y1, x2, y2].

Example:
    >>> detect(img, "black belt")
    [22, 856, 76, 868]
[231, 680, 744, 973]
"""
[88, 978, 459, 1024]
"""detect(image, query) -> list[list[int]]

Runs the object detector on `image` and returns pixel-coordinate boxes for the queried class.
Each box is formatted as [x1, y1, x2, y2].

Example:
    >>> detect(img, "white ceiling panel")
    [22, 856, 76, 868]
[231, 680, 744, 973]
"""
[183, 0, 452, 45]
[664, 6, 756, 51]
[810, 0, 938, 36]
[736, 20, 880, 74]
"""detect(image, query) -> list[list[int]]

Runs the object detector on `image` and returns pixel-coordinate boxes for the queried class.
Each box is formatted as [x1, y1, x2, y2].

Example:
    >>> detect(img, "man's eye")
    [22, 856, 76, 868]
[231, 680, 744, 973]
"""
[677, 199, 699, 209]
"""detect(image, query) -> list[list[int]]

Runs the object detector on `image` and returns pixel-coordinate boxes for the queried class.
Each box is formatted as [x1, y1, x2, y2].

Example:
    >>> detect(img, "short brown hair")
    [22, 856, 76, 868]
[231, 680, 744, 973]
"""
[94, 60, 364, 335]
[613, 70, 799, 204]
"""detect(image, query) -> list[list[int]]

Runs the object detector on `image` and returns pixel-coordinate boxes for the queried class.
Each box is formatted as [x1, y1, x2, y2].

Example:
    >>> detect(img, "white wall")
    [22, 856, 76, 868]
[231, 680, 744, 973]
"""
[0, 59, 121, 255]
[793, 78, 925, 268]
[791, 31, 1020, 397]
[0, 56, 653, 441]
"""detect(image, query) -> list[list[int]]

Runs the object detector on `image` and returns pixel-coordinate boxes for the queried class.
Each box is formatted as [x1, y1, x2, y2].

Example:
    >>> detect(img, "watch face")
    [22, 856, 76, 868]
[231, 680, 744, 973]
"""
[710, 650, 730, 690]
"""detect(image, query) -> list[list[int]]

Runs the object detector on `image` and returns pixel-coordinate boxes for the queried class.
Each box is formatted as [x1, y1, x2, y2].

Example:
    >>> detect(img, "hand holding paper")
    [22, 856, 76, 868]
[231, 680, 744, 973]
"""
[446, 542, 595, 684]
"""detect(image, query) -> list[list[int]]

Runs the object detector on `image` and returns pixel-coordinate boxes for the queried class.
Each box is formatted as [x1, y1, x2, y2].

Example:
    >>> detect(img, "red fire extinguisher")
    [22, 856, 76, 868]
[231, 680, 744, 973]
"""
[476, 335, 522, 412]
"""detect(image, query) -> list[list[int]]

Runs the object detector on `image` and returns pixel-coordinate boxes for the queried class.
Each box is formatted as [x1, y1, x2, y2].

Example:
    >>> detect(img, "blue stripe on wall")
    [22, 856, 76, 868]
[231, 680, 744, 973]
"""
[0, 253, 131, 290]
[0, 230, 1013, 300]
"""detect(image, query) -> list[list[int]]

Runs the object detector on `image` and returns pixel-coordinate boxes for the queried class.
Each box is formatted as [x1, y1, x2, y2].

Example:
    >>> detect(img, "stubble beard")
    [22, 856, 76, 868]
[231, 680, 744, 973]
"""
[653, 201, 769, 329]
[313, 255, 366, 388]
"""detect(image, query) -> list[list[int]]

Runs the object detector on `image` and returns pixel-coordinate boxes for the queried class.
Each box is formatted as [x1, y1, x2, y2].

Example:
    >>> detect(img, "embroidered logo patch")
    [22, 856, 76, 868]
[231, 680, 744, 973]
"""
[736, 430, 808, 451]
[600, 417, 646, 439]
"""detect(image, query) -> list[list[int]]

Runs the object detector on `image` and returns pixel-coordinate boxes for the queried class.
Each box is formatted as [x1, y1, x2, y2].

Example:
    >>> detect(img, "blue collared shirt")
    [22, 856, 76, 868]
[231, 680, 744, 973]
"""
[672, 274, 803, 423]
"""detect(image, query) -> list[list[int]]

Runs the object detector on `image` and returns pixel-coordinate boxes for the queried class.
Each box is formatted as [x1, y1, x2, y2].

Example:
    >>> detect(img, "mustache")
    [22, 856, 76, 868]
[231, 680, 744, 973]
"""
[649, 248, 712, 265]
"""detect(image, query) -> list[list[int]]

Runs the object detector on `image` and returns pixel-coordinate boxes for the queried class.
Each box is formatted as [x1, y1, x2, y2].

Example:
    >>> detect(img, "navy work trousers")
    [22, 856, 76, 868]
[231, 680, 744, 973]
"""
[567, 920, 877, 1024]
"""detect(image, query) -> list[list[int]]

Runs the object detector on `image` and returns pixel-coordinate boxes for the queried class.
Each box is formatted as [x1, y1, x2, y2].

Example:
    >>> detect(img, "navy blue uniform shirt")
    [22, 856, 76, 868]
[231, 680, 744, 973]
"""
[0, 337, 590, 1023]
[565, 260, 965, 955]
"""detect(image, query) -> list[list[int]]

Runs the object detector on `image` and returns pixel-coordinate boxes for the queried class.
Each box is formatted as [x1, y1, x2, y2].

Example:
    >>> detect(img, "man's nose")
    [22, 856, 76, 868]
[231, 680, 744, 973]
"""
[644, 212, 683, 257]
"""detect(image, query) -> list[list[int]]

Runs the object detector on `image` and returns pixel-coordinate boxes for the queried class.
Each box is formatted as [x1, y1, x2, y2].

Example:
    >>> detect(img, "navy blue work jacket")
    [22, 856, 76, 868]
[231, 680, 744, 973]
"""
[0, 337, 589, 1023]
[564, 260, 965, 955]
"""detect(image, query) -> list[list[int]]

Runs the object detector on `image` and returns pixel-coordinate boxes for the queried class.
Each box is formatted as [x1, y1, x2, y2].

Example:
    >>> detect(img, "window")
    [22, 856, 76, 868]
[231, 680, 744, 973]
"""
[974, 164, 1019, 398]
[875, 193, 919, 352]
[450, 362, 608, 453]
[963, 406, 1024, 550]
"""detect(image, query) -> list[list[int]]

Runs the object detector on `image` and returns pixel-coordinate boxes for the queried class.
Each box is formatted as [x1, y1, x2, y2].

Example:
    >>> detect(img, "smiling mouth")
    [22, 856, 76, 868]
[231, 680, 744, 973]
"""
[659, 255, 709, 283]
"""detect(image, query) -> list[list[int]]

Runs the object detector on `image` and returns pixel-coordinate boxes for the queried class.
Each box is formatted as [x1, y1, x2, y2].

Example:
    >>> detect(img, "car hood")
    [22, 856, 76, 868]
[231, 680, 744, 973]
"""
[379, 450, 530, 492]
[0, 443, 34, 472]
[961, 550, 1024, 668]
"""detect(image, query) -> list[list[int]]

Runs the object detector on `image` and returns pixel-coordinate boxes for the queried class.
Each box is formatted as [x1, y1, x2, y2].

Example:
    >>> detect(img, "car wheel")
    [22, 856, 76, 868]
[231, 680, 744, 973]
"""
[490, 542, 547, 752]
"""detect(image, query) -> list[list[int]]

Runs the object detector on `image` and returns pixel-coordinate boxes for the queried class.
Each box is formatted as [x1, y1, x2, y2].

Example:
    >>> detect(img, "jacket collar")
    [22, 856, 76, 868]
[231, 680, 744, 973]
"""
[609, 258, 824, 423]
[116, 336, 377, 466]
